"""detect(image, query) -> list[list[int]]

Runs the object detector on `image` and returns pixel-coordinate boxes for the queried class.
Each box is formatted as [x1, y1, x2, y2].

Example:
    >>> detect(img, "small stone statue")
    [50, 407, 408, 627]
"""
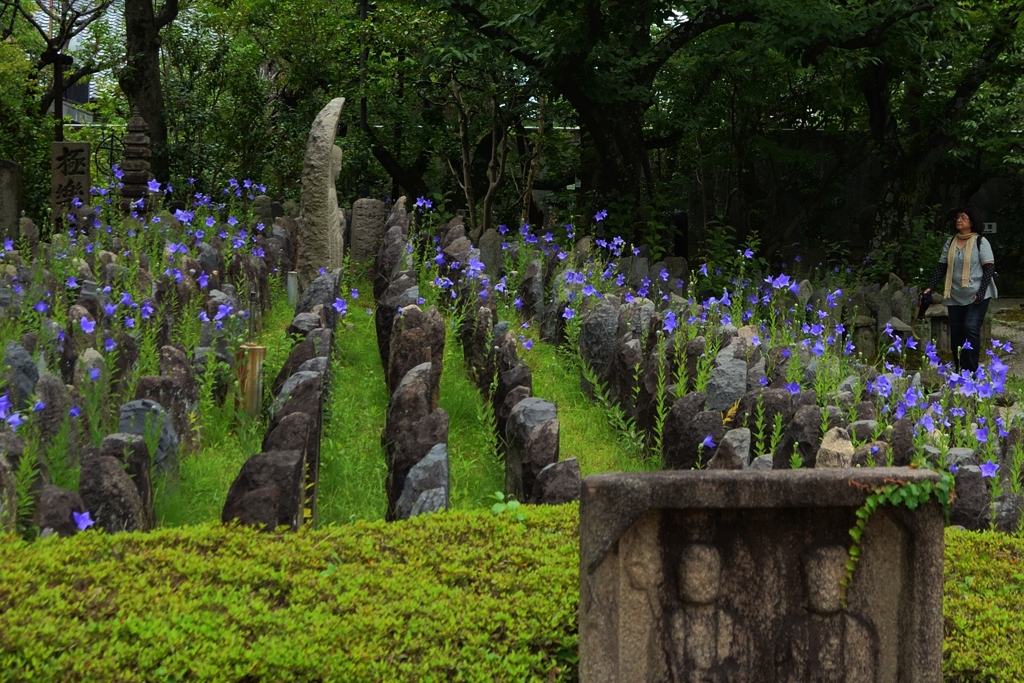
[774, 545, 878, 682]
[620, 512, 670, 683]
[667, 544, 749, 682]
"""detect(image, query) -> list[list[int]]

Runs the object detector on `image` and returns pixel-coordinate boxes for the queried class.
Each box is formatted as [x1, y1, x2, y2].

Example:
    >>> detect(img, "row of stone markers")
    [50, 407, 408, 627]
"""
[429, 218, 581, 507]
[218, 96, 390, 531]
[26, 346, 186, 537]
[221, 270, 341, 531]
[565, 296, 1019, 532]
[575, 299, 1020, 530]
[374, 202, 452, 521]
[434, 227, 1012, 531]
[22, 196, 296, 536]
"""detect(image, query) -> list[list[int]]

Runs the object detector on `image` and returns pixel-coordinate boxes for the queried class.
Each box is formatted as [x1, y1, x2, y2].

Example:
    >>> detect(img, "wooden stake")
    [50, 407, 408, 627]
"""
[286, 271, 299, 307]
[236, 343, 266, 415]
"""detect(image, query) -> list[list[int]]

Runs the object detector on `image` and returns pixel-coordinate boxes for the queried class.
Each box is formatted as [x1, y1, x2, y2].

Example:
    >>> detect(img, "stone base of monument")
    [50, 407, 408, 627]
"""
[579, 468, 943, 683]
[924, 304, 951, 354]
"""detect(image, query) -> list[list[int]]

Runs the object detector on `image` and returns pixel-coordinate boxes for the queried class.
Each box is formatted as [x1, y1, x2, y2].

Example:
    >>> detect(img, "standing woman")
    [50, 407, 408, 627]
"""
[922, 205, 997, 373]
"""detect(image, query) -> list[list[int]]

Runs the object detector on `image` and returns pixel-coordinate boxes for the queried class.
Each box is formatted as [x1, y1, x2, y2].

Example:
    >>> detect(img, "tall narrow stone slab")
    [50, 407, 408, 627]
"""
[350, 198, 387, 264]
[222, 450, 306, 531]
[297, 97, 346, 289]
[387, 304, 445, 400]
[579, 468, 943, 683]
[0, 159, 21, 240]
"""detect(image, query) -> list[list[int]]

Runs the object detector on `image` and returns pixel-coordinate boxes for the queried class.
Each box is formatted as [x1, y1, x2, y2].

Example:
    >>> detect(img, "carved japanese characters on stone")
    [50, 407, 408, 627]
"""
[51, 142, 90, 221]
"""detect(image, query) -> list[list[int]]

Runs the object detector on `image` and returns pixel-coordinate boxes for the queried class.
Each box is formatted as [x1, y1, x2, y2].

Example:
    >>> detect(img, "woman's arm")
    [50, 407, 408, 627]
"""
[924, 239, 952, 295]
[975, 237, 995, 303]
[977, 262, 995, 302]
[925, 261, 945, 294]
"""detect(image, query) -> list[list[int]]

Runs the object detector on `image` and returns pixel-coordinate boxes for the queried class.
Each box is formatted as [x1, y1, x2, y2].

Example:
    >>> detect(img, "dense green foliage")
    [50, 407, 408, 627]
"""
[5, 1, 1024, 278]
[0, 37, 50, 220]
[944, 528, 1024, 681]
[0, 509, 1019, 681]
[0, 507, 580, 682]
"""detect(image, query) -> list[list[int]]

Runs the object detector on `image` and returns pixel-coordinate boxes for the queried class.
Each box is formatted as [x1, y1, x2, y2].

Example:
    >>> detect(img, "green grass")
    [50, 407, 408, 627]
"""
[440, 325, 504, 510]
[524, 337, 655, 476]
[316, 303, 389, 525]
[154, 281, 295, 527]
[317, 309, 503, 524]
[151, 276, 672, 528]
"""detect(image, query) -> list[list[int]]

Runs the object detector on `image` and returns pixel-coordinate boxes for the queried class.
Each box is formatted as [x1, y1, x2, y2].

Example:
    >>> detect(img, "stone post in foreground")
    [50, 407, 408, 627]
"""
[579, 468, 943, 683]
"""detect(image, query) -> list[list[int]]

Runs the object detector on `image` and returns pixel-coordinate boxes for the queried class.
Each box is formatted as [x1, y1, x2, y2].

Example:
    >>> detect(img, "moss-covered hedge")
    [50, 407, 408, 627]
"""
[0, 506, 1021, 682]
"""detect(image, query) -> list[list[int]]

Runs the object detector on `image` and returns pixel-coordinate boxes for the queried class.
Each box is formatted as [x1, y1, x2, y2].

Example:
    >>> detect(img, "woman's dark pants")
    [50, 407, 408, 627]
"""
[947, 299, 989, 373]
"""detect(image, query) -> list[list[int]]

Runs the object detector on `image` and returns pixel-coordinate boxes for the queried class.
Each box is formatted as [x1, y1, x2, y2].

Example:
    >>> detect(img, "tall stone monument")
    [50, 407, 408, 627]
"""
[579, 468, 943, 683]
[297, 97, 346, 290]
[350, 197, 386, 264]
[0, 159, 20, 240]
[119, 108, 154, 213]
[51, 141, 90, 222]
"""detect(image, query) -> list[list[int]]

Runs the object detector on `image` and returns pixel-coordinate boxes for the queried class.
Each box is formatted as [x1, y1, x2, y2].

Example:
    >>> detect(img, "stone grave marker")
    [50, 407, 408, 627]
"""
[579, 468, 943, 682]
[51, 142, 90, 221]
[350, 198, 386, 264]
[297, 97, 346, 290]
[0, 159, 20, 240]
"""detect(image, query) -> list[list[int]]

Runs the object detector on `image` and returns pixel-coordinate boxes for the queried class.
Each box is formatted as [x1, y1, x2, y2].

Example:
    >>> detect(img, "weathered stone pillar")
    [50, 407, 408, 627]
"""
[350, 198, 386, 264]
[297, 97, 346, 290]
[580, 468, 944, 682]
[924, 303, 950, 354]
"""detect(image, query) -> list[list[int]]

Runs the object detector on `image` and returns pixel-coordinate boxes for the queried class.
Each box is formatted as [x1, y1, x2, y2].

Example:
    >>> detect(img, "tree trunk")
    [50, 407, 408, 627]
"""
[481, 95, 508, 235]
[577, 102, 649, 221]
[120, 0, 178, 183]
[53, 60, 64, 142]
[521, 94, 544, 224]
[451, 78, 478, 232]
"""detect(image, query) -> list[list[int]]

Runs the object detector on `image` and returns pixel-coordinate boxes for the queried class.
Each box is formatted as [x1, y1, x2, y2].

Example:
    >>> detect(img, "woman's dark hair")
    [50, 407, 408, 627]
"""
[951, 204, 984, 234]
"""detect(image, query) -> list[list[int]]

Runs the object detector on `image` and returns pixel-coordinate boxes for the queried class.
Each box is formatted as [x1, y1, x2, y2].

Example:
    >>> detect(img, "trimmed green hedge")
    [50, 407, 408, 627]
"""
[944, 528, 1024, 682]
[0, 507, 579, 682]
[1, 507, 1022, 681]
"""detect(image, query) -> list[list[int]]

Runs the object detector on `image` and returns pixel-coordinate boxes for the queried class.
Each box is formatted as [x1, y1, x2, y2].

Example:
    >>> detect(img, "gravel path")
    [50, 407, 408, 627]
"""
[989, 297, 1024, 378]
